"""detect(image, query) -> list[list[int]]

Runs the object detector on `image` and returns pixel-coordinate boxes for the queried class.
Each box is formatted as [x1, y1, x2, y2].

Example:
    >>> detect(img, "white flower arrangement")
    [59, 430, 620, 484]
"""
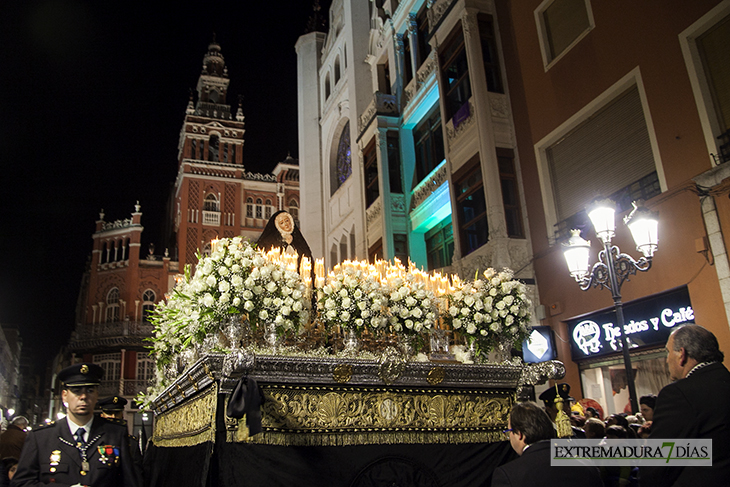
[243, 254, 311, 337]
[316, 265, 389, 336]
[385, 275, 438, 352]
[445, 268, 531, 357]
[148, 237, 311, 379]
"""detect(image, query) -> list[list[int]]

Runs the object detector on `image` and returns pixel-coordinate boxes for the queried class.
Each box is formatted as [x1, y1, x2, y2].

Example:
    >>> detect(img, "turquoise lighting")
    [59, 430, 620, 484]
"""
[403, 83, 440, 129]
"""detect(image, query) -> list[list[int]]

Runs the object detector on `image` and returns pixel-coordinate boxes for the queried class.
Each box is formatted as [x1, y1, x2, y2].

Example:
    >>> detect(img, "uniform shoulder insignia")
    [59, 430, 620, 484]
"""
[106, 417, 127, 425]
[34, 421, 56, 430]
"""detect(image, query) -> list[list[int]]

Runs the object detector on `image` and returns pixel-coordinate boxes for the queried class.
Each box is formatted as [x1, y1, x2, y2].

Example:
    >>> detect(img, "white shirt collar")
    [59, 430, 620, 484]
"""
[67, 417, 94, 441]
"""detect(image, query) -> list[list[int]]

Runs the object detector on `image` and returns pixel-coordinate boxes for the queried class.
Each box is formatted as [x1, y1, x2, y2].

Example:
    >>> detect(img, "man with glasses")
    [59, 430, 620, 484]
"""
[12, 363, 142, 487]
[491, 401, 602, 486]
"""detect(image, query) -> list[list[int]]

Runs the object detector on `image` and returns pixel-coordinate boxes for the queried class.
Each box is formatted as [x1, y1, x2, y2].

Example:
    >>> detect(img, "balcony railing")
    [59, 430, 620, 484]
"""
[202, 210, 221, 226]
[74, 321, 154, 339]
[69, 321, 155, 351]
[358, 92, 399, 136]
[99, 379, 154, 398]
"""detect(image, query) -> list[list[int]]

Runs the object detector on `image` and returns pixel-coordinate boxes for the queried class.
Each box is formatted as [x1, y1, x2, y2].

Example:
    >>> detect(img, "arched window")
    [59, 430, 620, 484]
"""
[209, 88, 220, 104]
[256, 198, 263, 219]
[333, 122, 352, 192]
[334, 56, 341, 84]
[142, 289, 156, 323]
[325, 73, 331, 100]
[106, 288, 120, 323]
[204, 193, 219, 212]
[246, 197, 254, 218]
[340, 235, 348, 263]
[208, 135, 220, 162]
[265, 199, 273, 219]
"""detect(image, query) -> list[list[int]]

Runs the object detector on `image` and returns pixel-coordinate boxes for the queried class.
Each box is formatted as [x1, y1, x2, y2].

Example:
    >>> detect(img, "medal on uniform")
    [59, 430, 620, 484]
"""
[50, 450, 61, 466]
[82, 460, 90, 472]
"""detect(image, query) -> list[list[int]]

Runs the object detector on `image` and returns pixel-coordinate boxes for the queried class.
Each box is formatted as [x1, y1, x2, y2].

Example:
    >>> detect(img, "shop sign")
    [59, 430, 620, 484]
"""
[522, 326, 557, 363]
[566, 287, 694, 360]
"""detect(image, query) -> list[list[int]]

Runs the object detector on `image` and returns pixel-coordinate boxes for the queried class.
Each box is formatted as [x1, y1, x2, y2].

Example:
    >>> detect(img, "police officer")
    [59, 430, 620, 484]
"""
[12, 363, 142, 487]
[97, 395, 144, 471]
[538, 383, 586, 438]
[97, 396, 127, 421]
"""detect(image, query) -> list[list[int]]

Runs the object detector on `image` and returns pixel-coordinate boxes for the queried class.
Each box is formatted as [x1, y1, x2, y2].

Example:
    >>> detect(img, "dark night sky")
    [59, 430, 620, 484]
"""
[0, 1, 329, 363]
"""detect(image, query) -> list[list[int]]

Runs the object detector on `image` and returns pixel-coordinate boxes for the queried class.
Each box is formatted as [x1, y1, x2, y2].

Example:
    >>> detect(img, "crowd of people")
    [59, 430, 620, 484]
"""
[492, 324, 730, 486]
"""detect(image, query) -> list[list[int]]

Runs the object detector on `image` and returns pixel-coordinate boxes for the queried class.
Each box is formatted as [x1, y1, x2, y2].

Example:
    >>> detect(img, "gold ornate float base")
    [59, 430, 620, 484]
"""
[152, 383, 218, 448]
[225, 384, 512, 446]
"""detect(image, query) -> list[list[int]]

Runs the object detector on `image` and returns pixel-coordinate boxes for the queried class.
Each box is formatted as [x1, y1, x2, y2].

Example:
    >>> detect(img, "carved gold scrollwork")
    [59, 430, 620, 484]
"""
[230, 384, 512, 446]
[152, 383, 217, 447]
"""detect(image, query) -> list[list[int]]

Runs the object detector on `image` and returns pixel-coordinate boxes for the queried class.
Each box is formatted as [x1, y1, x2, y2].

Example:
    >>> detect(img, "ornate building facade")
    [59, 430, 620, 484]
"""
[297, 0, 533, 283]
[297, 0, 730, 416]
[59, 40, 300, 428]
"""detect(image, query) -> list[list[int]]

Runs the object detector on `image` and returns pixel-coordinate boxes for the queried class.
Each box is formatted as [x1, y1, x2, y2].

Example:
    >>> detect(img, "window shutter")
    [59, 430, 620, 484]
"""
[547, 86, 655, 222]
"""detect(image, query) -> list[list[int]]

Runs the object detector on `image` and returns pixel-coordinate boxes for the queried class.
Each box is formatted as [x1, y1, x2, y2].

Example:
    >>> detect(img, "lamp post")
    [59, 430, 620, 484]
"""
[563, 199, 659, 414]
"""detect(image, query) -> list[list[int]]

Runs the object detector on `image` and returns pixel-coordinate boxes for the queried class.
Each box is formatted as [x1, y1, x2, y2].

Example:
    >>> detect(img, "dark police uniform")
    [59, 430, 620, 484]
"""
[11, 416, 141, 487]
[98, 395, 144, 474]
[12, 363, 142, 487]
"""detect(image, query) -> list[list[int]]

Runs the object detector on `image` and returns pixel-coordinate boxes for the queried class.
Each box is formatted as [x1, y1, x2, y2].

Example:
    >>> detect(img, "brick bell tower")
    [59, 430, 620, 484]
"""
[173, 37, 247, 267]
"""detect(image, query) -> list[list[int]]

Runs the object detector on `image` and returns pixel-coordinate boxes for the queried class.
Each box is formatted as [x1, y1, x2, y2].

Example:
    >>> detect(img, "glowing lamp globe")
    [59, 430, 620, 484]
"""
[588, 199, 616, 244]
[563, 229, 591, 280]
[625, 203, 659, 258]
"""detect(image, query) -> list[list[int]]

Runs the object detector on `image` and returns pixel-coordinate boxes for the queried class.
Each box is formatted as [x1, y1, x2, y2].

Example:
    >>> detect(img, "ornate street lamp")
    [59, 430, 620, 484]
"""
[563, 199, 659, 414]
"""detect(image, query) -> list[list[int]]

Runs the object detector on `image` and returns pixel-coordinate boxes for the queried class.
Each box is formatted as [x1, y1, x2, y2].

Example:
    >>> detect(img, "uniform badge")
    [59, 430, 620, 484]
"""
[98, 445, 121, 466]
[50, 450, 61, 465]
[80, 364, 89, 374]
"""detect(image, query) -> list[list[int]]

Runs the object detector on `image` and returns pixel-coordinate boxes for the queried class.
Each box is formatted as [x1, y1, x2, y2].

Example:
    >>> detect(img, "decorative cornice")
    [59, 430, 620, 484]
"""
[445, 101, 476, 147]
[366, 197, 383, 229]
[410, 163, 447, 212]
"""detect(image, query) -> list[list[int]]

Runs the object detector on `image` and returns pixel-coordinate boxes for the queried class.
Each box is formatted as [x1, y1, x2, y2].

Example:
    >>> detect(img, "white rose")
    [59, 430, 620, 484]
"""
[244, 301, 254, 311]
[453, 318, 462, 329]
[232, 297, 241, 307]
[206, 275, 217, 287]
[411, 308, 423, 318]
[259, 310, 268, 320]
[203, 294, 215, 307]
[219, 281, 230, 293]
[326, 310, 337, 319]
[466, 323, 477, 334]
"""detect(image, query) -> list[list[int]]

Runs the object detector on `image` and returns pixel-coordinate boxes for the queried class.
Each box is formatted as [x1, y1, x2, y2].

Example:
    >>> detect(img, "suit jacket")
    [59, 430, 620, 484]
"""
[641, 362, 730, 486]
[11, 416, 142, 487]
[0, 424, 27, 460]
[491, 440, 603, 487]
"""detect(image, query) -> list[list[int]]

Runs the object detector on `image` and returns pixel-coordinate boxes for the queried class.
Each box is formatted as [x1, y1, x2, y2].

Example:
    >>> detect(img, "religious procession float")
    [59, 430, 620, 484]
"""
[142, 221, 564, 486]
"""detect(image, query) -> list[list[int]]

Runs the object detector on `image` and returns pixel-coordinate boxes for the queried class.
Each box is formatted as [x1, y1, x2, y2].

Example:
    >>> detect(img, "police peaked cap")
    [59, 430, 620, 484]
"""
[98, 395, 128, 412]
[539, 383, 571, 404]
[58, 363, 104, 387]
